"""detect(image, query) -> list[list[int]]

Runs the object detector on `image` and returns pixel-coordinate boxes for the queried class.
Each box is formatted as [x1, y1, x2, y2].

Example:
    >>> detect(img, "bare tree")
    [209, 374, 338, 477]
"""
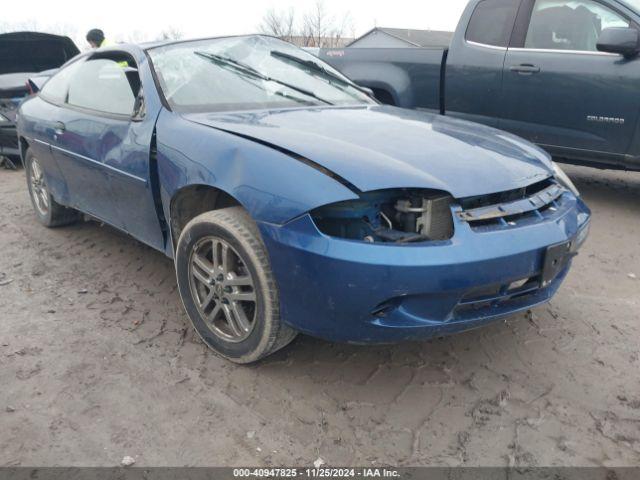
[158, 27, 184, 41]
[117, 30, 148, 44]
[0, 20, 38, 33]
[283, 8, 296, 42]
[258, 3, 354, 48]
[327, 11, 354, 47]
[259, 7, 295, 42]
[0, 19, 76, 37]
[302, 0, 333, 47]
[0, 20, 84, 47]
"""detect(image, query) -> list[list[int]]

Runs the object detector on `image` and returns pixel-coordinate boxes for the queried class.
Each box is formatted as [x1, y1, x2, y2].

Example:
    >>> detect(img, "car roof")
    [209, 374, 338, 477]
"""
[67, 34, 285, 57]
[54, 34, 290, 69]
[139, 34, 281, 51]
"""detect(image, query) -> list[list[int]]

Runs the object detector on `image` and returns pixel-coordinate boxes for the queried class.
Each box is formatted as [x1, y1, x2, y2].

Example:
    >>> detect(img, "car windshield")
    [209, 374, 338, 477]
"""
[148, 35, 375, 113]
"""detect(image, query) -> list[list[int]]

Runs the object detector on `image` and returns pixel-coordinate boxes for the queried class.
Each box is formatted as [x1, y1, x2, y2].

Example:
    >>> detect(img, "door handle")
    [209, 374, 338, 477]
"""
[509, 64, 541, 74]
[53, 121, 66, 135]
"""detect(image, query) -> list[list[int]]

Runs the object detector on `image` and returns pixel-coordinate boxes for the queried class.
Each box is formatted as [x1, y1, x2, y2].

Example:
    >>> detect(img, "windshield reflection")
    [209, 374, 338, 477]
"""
[148, 35, 375, 113]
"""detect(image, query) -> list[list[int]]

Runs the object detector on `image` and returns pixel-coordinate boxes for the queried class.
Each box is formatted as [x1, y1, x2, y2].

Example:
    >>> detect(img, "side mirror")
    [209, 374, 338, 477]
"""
[597, 27, 640, 57]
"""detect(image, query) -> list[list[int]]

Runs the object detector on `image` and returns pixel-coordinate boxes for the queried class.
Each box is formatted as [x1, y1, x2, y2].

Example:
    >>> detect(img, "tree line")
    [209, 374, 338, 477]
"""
[259, 0, 355, 48]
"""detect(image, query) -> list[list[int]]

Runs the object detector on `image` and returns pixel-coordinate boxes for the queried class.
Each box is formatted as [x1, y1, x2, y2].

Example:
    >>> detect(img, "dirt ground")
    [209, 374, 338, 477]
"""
[0, 164, 638, 467]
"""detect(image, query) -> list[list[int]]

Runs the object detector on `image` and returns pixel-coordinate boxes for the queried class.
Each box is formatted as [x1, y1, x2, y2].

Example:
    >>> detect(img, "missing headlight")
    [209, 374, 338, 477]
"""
[311, 190, 454, 244]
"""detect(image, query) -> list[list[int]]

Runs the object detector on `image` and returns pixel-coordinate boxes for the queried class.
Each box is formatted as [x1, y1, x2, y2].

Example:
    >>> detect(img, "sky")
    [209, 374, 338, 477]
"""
[1, 0, 469, 49]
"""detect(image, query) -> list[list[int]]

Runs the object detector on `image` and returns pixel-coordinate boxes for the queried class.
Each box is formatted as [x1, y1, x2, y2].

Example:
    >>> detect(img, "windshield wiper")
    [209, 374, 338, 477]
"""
[194, 51, 332, 105]
[270, 50, 371, 96]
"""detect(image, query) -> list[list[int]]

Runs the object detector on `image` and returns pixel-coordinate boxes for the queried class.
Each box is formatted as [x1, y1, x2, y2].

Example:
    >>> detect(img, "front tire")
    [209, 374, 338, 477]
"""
[25, 148, 79, 227]
[175, 207, 297, 364]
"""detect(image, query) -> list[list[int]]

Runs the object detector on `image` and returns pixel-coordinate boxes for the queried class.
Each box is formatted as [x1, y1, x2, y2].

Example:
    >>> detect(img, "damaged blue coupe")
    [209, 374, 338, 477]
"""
[17, 35, 591, 363]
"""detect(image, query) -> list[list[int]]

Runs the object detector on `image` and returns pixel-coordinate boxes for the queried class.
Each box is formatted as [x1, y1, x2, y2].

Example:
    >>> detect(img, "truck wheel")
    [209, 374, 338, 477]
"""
[175, 207, 297, 364]
[25, 148, 79, 227]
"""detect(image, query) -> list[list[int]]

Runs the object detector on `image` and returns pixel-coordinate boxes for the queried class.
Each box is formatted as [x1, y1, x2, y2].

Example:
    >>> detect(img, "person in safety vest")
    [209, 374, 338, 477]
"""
[86, 29, 109, 49]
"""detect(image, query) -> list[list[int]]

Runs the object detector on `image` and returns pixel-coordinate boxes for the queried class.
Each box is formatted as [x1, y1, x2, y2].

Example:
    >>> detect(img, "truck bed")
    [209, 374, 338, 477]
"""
[319, 47, 447, 112]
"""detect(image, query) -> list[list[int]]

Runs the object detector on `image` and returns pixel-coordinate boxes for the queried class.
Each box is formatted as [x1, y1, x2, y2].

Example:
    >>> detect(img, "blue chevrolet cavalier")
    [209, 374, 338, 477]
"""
[17, 35, 591, 363]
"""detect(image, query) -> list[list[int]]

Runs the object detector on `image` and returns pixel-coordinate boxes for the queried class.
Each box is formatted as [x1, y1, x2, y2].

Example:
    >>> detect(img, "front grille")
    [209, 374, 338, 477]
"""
[456, 179, 565, 231]
[451, 267, 568, 322]
[459, 274, 541, 307]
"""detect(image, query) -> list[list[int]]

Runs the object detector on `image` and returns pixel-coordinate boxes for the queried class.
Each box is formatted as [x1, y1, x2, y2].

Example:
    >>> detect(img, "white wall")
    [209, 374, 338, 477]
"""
[348, 31, 414, 48]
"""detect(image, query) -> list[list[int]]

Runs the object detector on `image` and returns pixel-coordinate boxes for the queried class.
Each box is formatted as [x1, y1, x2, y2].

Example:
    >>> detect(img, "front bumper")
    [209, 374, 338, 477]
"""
[0, 124, 19, 158]
[258, 192, 591, 343]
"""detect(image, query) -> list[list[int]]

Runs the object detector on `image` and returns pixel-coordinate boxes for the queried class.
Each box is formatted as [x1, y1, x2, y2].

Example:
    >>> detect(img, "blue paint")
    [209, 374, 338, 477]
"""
[17, 36, 591, 344]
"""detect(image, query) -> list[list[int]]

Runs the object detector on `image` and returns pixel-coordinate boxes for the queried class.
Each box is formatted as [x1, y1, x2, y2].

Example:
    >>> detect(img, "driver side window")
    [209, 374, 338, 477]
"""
[525, 0, 630, 51]
[67, 55, 141, 116]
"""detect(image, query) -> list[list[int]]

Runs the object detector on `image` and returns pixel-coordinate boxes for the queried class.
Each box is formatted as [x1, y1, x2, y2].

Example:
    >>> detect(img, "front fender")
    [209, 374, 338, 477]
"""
[155, 110, 358, 226]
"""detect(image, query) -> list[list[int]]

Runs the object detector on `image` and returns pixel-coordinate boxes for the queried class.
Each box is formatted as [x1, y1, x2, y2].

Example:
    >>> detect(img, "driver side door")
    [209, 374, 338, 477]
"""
[500, 0, 640, 165]
[50, 53, 165, 250]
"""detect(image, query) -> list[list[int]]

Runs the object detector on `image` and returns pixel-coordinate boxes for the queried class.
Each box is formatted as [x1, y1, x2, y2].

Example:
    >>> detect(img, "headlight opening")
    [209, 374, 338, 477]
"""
[311, 190, 455, 244]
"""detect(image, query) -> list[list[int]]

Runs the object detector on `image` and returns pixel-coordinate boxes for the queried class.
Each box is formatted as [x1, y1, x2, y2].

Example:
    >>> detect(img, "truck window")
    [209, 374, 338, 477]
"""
[466, 0, 520, 47]
[525, 0, 630, 51]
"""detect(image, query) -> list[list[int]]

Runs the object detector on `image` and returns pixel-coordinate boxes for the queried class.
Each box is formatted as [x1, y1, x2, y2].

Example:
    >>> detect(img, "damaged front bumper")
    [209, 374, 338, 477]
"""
[258, 192, 591, 344]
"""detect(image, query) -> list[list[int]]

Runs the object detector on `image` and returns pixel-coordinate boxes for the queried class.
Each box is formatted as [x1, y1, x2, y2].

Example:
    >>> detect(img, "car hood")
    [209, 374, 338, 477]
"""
[0, 32, 79, 76]
[185, 105, 553, 198]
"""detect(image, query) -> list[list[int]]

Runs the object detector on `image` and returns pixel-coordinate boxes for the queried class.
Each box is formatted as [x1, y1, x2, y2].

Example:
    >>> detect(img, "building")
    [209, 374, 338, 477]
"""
[347, 27, 453, 48]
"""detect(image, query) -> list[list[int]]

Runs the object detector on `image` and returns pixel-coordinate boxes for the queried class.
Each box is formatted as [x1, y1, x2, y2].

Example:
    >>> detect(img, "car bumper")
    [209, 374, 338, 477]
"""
[258, 192, 591, 343]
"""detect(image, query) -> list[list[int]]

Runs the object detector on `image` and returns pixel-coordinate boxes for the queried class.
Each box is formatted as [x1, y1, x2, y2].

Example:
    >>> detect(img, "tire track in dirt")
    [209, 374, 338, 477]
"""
[0, 166, 639, 466]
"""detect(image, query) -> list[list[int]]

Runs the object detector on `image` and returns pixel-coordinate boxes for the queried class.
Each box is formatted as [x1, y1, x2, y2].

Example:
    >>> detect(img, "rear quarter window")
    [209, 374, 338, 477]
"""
[466, 0, 521, 47]
[67, 59, 136, 116]
[40, 59, 85, 104]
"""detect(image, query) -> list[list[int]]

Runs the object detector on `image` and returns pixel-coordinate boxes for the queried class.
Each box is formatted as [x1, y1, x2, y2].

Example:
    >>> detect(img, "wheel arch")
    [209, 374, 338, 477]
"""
[368, 87, 397, 106]
[338, 63, 411, 107]
[169, 184, 242, 246]
[155, 109, 360, 257]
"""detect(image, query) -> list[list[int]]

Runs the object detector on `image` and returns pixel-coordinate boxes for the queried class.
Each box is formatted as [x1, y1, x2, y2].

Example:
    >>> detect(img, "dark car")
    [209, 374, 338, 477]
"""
[0, 32, 79, 167]
[321, 0, 640, 171]
[17, 35, 590, 363]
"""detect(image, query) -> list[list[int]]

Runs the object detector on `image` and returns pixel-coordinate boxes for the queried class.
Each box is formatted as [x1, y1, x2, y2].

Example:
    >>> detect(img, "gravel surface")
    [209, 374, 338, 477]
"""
[0, 164, 638, 467]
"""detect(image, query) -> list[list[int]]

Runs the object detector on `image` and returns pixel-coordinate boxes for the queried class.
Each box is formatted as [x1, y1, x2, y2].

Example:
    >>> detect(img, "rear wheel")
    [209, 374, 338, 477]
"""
[175, 207, 297, 364]
[25, 148, 79, 227]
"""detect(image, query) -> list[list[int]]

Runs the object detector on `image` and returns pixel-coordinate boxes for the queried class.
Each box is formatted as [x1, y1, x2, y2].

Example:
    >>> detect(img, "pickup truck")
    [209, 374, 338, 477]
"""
[320, 0, 640, 171]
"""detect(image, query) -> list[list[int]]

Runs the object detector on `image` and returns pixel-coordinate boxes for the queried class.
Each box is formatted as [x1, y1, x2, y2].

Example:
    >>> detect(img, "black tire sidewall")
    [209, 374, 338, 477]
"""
[176, 215, 274, 361]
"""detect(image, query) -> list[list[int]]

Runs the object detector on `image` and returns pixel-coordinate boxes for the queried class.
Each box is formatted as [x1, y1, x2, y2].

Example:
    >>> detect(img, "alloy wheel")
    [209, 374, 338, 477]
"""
[188, 236, 257, 342]
[30, 158, 50, 216]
